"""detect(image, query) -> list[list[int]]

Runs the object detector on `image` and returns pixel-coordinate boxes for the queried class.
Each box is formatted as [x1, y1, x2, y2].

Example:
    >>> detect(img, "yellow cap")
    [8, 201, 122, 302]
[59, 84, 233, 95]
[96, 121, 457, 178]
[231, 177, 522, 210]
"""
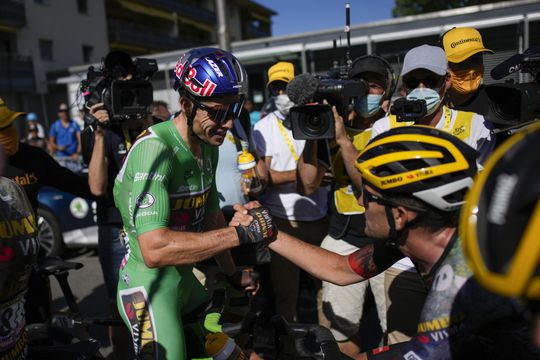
[0, 97, 26, 129]
[205, 332, 230, 356]
[442, 27, 493, 63]
[267, 62, 294, 87]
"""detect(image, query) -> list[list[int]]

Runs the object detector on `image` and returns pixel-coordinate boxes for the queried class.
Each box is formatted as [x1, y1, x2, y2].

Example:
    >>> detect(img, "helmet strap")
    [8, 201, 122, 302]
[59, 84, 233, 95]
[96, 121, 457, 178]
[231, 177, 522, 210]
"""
[384, 205, 426, 248]
[186, 102, 205, 144]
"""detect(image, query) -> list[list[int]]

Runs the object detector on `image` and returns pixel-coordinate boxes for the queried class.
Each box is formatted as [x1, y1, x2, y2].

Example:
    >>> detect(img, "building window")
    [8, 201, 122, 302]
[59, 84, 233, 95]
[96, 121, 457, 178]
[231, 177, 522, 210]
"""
[39, 39, 53, 60]
[82, 45, 93, 63]
[77, 0, 88, 14]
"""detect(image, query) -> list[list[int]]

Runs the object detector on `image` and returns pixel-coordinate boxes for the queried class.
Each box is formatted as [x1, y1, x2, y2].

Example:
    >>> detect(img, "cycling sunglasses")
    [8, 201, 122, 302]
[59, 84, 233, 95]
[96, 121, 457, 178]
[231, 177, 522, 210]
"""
[362, 186, 400, 208]
[191, 97, 244, 124]
[403, 75, 446, 91]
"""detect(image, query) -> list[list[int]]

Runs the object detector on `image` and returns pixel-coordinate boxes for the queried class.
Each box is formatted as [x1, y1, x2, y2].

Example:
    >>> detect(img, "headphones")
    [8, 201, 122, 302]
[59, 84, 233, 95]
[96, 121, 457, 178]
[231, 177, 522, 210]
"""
[350, 55, 397, 100]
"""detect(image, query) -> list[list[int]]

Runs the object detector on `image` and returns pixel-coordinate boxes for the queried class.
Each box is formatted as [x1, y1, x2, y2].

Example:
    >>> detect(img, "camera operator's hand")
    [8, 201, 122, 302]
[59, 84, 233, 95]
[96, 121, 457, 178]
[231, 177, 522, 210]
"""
[331, 104, 349, 147]
[230, 201, 277, 246]
[89, 103, 110, 134]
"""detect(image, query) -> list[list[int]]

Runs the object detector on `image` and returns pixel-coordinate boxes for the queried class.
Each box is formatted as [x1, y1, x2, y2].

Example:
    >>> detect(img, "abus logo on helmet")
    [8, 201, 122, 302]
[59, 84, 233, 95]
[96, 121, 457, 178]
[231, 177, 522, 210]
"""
[182, 67, 217, 97]
[205, 58, 224, 77]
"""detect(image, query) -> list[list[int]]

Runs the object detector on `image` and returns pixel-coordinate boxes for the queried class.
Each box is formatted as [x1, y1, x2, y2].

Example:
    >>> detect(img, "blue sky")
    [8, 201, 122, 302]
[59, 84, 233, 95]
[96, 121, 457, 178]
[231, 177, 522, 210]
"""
[256, 0, 396, 37]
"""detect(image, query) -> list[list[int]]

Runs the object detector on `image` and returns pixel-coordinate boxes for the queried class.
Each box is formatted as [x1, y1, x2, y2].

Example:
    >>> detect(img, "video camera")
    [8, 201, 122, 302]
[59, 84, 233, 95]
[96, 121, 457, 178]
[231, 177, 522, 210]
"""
[456, 46, 540, 127]
[287, 69, 368, 140]
[81, 55, 158, 125]
[390, 98, 427, 122]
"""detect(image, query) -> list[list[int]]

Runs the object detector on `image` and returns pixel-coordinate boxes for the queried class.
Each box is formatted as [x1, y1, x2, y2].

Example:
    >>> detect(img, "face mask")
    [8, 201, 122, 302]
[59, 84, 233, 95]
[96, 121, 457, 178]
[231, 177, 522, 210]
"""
[449, 67, 483, 94]
[354, 94, 383, 119]
[406, 87, 442, 116]
[274, 94, 295, 117]
[0, 126, 20, 156]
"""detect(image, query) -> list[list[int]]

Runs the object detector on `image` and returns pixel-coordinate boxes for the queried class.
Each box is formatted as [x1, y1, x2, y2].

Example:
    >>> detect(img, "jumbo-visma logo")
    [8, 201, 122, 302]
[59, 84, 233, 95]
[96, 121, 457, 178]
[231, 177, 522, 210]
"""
[136, 193, 156, 209]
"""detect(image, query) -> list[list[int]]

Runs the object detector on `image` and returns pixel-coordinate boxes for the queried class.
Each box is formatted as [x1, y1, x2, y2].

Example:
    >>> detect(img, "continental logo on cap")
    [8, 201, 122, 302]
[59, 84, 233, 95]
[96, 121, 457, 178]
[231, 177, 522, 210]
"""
[451, 37, 481, 48]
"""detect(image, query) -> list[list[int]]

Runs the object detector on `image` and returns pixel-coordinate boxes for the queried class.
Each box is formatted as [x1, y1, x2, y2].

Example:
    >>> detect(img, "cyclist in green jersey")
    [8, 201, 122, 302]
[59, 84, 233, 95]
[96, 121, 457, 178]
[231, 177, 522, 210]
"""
[113, 48, 277, 360]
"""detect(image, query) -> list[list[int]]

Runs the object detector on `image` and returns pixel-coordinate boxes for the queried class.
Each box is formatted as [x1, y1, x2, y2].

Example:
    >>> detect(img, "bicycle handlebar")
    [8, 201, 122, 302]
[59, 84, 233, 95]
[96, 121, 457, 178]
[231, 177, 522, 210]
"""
[272, 315, 351, 360]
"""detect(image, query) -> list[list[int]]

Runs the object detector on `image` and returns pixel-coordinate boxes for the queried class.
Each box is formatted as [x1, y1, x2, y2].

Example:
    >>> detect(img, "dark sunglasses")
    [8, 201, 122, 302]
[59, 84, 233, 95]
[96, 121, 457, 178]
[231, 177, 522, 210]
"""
[403, 75, 445, 91]
[362, 186, 399, 208]
[191, 97, 244, 124]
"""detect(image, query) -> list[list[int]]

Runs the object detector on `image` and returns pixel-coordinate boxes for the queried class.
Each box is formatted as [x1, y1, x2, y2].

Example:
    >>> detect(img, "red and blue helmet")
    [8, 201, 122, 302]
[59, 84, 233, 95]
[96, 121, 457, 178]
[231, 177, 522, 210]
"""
[173, 47, 248, 99]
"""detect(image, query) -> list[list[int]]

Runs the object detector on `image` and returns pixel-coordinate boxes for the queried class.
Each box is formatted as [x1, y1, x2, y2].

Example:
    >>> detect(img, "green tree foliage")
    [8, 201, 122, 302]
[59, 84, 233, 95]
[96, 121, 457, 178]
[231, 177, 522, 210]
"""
[392, 0, 510, 17]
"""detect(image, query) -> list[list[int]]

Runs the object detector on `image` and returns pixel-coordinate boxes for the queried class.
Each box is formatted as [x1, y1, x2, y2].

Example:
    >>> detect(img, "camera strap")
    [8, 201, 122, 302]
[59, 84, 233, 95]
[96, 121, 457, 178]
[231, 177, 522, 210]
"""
[277, 119, 299, 162]
[121, 124, 133, 151]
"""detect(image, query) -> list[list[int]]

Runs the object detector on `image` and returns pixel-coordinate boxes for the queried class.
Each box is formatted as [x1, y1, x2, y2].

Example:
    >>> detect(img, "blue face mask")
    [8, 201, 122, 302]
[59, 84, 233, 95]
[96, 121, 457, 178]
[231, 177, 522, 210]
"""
[354, 94, 383, 119]
[406, 87, 442, 116]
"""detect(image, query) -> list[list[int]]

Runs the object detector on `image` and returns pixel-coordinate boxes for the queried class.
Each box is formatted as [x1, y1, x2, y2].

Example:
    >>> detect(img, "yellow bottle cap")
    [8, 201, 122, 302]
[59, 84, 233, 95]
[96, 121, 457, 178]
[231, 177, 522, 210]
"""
[237, 150, 256, 170]
[205, 332, 230, 356]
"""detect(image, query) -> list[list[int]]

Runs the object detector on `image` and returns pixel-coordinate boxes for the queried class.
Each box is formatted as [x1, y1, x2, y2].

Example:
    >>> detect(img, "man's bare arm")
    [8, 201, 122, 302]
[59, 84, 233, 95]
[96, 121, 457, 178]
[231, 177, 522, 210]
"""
[269, 231, 373, 286]
[138, 227, 240, 268]
[205, 211, 236, 276]
[296, 140, 326, 196]
[263, 156, 297, 185]
[88, 130, 108, 196]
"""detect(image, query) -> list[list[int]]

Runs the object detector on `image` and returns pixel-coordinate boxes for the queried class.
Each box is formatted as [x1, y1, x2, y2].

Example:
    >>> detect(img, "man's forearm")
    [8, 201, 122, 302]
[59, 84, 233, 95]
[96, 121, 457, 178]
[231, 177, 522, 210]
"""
[88, 133, 108, 196]
[297, 140, 326, 195]
[139, 227, 240, 268]
[268, 169, 297, 185]
[268, 231, 364, 286]
[338, 138, 363, 190]
[205, 211, 236, 275]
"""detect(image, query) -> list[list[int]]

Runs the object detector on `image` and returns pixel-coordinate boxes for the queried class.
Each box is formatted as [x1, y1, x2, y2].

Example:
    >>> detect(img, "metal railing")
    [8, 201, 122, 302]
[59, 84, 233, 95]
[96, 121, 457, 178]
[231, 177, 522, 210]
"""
[133, 0, 216, 24]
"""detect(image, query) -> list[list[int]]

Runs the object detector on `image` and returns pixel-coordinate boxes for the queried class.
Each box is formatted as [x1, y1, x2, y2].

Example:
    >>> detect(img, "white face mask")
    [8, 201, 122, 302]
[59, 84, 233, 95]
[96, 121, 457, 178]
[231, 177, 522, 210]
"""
[354, 94, 383, 118]
[274, 94, 295, 116]
[406, 87, 442, 116]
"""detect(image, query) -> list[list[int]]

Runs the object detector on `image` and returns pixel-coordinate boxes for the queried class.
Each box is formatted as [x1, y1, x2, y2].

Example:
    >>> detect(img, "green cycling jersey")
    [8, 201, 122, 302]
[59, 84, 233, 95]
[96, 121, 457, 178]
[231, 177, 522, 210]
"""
[113, 120, 220, 360]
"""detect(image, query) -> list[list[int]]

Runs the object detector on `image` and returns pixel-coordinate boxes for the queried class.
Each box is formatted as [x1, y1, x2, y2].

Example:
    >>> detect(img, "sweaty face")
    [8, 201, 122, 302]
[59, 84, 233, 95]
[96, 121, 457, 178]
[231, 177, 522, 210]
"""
[191, 96, 240, 146]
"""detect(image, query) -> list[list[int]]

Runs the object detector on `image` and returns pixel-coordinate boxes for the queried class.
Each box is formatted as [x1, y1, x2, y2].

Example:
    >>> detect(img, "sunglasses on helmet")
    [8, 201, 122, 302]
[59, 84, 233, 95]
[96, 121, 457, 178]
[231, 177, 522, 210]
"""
[190, 96, 244, 124]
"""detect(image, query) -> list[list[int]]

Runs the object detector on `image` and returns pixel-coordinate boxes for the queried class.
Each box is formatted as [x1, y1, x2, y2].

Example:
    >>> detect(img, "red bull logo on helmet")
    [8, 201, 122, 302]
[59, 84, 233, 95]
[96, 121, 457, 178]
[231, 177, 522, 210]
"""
[174, 60, 217, 97]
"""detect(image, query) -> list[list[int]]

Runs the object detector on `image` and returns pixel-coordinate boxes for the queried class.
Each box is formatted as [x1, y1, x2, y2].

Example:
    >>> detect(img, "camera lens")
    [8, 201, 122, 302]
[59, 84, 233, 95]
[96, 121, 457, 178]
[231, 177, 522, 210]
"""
[120, 89, 136, 107]
[308, 116, 321, 126]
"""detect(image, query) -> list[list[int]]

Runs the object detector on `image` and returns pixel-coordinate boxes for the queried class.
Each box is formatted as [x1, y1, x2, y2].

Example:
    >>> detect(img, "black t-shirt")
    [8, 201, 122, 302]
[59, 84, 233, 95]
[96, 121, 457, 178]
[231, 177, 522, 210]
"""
[5, 143, 93, 213]
[85, 126, 142, 225]
[327, 200, 374, 248]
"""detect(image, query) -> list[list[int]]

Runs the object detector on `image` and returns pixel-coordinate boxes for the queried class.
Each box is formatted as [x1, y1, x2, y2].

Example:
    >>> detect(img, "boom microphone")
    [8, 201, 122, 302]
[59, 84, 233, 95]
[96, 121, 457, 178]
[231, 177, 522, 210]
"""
[286, 73, 320, 105]
[491, 53, 525, 80]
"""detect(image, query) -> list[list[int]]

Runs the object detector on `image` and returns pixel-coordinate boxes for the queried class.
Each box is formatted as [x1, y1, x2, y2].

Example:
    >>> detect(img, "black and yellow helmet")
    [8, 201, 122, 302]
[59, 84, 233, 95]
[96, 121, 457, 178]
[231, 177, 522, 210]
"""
[461, 122, 540, 299]
[356, 126, 479, 211]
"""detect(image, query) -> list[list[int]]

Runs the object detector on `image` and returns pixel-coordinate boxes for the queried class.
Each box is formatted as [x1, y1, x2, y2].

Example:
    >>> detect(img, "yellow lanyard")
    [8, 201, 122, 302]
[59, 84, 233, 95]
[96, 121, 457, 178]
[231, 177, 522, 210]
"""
[441, 106, 453, 133]
[121, 124, 132, 150]
[276, 119, 299, 162]
[225, 132, 236, 145]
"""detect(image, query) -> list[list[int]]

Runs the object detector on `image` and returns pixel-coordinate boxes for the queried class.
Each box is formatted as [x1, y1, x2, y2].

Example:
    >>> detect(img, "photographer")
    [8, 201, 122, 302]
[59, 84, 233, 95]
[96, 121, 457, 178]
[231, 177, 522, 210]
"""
[373, 45, 494, 163]
[441, 27, 494, 109]
[296, 56, 424, 356]
[253, 62, 329, 323]
[83, 50, 156, 359]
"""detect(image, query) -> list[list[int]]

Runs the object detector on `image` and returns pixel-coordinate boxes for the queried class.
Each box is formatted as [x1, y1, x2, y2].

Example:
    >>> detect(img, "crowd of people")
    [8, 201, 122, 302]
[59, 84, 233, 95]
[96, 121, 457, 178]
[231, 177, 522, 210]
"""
[0, 25, 539, 360]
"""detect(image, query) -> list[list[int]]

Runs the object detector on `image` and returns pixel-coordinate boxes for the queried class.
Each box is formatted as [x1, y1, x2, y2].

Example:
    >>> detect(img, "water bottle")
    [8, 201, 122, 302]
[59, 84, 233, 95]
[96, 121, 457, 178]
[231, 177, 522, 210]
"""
[205, 332, 247, 360]
[237, 149, 263, 194]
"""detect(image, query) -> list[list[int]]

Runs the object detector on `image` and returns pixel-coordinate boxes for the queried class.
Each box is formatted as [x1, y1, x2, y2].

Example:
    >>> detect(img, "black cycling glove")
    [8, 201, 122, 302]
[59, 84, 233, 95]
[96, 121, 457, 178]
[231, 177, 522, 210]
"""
[235, 207, 277, 246]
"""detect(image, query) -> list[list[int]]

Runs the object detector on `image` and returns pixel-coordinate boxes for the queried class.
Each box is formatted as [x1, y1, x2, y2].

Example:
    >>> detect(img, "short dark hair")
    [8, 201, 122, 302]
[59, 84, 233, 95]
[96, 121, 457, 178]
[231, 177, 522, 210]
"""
[384, 193, 459, 233]
[153, 100, 169, 109]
